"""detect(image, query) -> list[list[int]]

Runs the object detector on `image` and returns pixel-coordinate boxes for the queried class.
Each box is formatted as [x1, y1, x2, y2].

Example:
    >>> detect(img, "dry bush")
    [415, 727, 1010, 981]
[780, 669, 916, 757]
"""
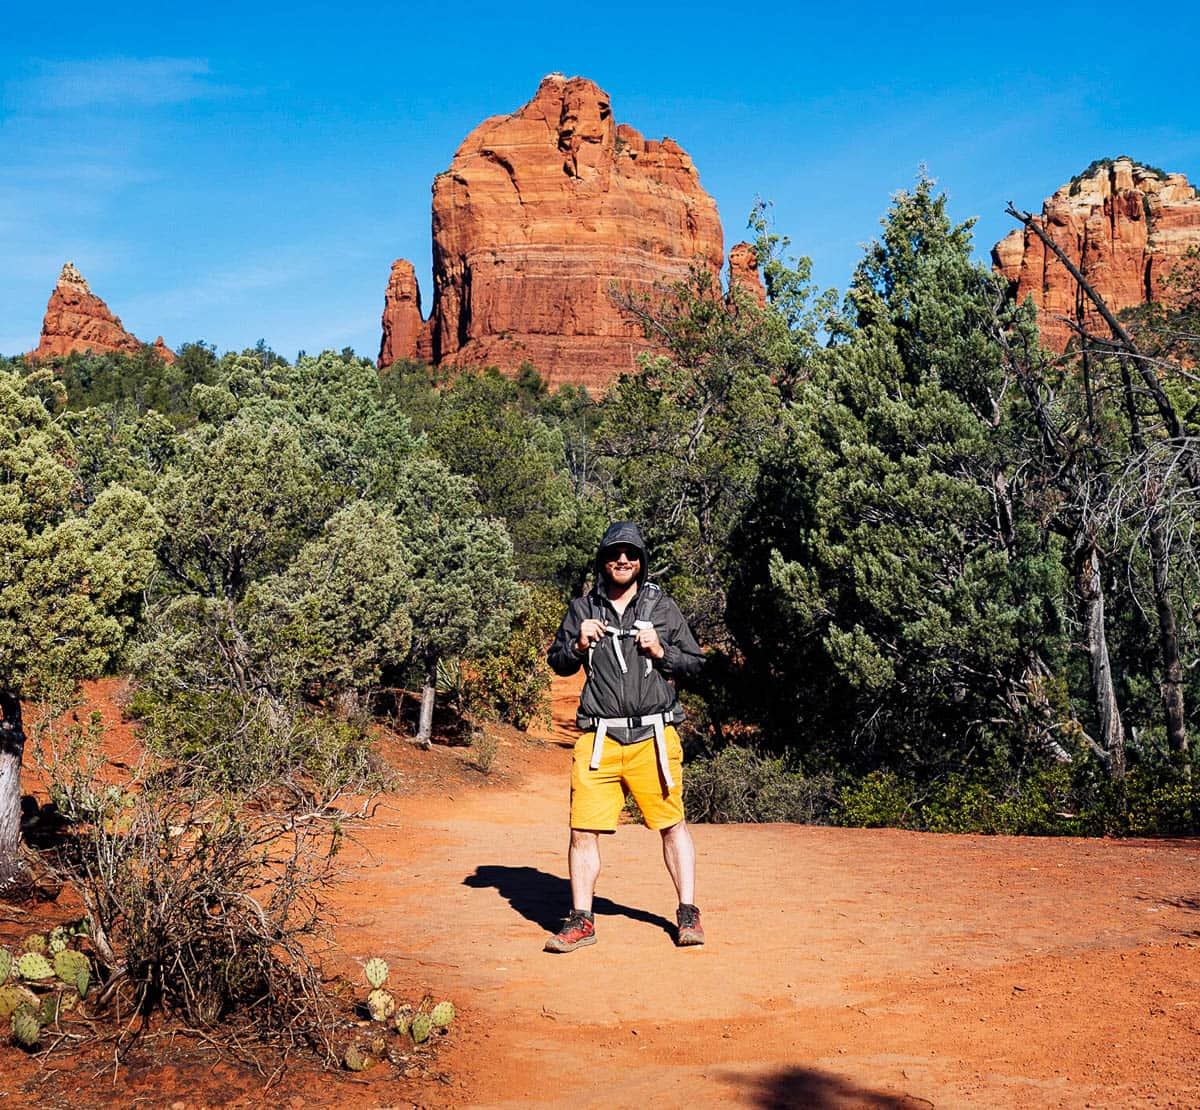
[31, 707, 366, 1065]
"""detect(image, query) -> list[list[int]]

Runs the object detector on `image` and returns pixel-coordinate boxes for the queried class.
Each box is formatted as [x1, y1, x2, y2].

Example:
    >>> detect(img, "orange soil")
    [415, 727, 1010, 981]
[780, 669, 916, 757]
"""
[4, 675, 1199, 1109]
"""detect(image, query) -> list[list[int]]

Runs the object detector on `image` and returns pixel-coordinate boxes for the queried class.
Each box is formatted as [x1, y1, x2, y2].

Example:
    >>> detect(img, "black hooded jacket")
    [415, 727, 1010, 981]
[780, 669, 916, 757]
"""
[548, 522, 703, 726]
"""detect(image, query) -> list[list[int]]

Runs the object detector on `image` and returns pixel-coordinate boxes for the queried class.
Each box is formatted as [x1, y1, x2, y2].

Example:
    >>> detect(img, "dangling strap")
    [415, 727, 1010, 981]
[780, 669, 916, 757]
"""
[587, 713, 675, 789]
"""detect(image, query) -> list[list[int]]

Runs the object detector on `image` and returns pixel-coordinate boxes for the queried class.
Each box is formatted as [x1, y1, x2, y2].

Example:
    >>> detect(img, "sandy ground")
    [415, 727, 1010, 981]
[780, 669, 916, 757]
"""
[4, 677, 1200, 1108]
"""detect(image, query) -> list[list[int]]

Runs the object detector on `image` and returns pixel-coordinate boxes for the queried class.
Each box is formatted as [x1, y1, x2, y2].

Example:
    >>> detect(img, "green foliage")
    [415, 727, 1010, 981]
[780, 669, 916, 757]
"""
[0, 371, 161, 696]
[1123, 765, 1198, 835]
[836, 771, 914, 828]
[601, 266, 794, 640]
[470, 586, 561, 730]
[243, 501, 414, 698]
[129, 596, 380, 797]
[390, 454, 520, 674]
[52, 341, 219, 423]
[684, 746, 839, 824]
[730, 178, 1067, 775]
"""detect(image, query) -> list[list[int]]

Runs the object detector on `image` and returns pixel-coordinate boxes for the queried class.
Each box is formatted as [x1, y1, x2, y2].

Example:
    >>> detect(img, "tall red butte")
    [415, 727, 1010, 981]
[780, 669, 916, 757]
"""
[32, 262, 175, 364]
[993, 158, 1200, 353]
[379, 73, 756, 393]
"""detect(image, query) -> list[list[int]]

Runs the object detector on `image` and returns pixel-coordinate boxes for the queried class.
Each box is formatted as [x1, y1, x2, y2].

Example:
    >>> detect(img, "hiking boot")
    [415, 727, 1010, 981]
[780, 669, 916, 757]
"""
[676, 903, 704, 947]
[544, 909, 596, 953]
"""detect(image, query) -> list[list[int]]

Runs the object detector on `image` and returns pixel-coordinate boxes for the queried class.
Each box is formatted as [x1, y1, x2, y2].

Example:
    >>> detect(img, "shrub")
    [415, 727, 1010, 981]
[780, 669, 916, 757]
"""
[470, 586, 561, 730]
[1124, 766, 1197, 835]
[684, 746, 838, 824]
[33, 710, 354, 1059]
[836, 770, 914, 828]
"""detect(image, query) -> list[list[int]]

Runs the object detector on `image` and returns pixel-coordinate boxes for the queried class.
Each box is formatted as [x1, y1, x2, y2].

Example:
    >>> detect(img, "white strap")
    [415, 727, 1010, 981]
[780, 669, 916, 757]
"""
[589, 720, 610, 770]
[587, 714, 674, 789]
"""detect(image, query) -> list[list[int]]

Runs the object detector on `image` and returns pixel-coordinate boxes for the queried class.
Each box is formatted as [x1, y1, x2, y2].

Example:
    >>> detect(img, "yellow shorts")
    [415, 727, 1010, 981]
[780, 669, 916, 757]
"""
[570, 725, 685, 832]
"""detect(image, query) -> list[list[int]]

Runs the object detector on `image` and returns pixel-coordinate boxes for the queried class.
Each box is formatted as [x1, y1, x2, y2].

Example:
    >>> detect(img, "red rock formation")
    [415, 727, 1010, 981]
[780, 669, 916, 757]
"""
[993, 159, 1200, 352]
[727, 241, 767, 308]
[378, 259, 433, 367]
[381, 74, 725, 391]
[33, 262, 175, 363]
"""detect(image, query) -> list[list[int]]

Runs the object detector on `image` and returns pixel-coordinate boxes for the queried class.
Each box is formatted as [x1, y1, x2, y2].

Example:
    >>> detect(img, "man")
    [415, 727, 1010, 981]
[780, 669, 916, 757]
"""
[545, 521, 705, 952]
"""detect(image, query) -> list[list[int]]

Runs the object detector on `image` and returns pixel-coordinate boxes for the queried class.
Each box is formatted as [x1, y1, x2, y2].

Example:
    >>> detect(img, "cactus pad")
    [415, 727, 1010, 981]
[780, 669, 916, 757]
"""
[363, 957, 389, 989]
[430, 1000, 455, 1028]
[393, 1006, 413, 1036]
[366, 988, 395, 1022]
[0, 985, 37, 1020]
[39, 992, 63, 1027]
[0, 948, 11, 983]
[54, 949, 90, 987]
[48, 928, 68, 955]
[17, 952, 54, 981]
[410, 1012, 432, 1044]
[21, 934, 46, 955]
[343, 1044, 373, 1071]
[11, 1005, 40, 1048]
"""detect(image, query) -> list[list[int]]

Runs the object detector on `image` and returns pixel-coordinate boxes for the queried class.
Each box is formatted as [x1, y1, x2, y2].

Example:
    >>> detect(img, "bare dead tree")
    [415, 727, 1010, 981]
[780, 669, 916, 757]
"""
[1006, 203, 1195, 777]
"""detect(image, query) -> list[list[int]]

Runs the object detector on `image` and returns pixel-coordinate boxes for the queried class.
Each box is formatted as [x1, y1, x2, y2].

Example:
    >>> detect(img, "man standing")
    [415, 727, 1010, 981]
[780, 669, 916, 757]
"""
[545, 521, 705, 952]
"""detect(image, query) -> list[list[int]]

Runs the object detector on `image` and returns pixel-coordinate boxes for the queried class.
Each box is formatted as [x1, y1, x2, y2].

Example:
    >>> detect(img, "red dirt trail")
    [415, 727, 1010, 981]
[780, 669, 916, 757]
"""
[6, 677, 1200, 1108]
[334, 678, 1200, 1109]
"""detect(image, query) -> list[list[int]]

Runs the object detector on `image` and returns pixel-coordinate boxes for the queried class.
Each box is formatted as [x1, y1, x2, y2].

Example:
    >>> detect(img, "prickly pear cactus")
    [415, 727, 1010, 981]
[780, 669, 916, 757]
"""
[0, 985, 37, 1020]
[39, 992, 63, 1027]
[363, 957, 389, 989]
[366, 988, 395, 1022]
[410, 1012, 432, 1044]
[394, 1006, 414, 1036]
[48, 928, 68, 955]
[11, 1004, 40, 1048]
[17, 952, 54, 981]
[430, 1000, 455, 1028]
[54, 949, 90, 991]
[0, 948, 11, 984]
[21, 934, 46, 955]
[343, 1043, 373, 1071]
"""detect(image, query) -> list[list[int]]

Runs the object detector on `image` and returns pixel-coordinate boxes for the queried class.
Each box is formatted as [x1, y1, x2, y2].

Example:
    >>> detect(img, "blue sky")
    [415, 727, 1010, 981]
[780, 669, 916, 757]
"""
[3, 1, 1197, 360]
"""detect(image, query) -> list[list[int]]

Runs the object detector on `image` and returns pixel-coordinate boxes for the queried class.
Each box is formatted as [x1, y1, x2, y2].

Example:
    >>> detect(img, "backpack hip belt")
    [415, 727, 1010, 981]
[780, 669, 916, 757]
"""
[585, 711, 680, 789]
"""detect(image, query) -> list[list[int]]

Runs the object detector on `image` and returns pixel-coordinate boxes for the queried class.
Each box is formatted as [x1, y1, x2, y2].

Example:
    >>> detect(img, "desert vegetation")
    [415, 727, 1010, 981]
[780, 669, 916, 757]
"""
[1, 176, 1198, 1076]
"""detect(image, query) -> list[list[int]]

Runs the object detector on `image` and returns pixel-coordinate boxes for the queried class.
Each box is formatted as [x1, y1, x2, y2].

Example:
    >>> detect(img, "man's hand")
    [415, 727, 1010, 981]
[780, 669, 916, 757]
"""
[634, 626, 665, 660]
[576, 618, 608, 652]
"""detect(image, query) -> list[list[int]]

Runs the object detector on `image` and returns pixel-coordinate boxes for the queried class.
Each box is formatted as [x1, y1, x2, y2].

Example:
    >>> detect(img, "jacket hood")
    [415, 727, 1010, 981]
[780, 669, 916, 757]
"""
[594, 521, 649, 589]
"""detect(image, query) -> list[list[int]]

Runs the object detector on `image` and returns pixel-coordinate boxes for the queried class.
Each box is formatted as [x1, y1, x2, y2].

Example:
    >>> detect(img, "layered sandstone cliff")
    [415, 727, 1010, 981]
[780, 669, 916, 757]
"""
[380, 74, 728, 391]
[993, 158, 1200, 352]
[33, 262, 175, 363]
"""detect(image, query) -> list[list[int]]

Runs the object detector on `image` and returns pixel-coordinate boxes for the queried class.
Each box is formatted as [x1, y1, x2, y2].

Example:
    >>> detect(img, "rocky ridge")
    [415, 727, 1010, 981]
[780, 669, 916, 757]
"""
[33, 262, 175, 364]
[993, 158, 1200, 352]
[381, 74, 763, 391]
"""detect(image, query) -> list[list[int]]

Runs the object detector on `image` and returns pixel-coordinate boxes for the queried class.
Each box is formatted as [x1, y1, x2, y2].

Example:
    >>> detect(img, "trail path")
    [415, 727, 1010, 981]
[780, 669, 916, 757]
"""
[333, 680, 1200, 1109]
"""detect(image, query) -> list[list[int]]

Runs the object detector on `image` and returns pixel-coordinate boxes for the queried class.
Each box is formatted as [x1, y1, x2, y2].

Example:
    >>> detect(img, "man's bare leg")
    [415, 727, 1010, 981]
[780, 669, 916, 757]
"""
[568, 828, 601, 911]
[660, 820, 695, 905]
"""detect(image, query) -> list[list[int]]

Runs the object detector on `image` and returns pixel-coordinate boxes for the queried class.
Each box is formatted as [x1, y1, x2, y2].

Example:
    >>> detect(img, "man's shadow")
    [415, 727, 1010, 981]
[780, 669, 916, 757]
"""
[463, 865, 675, 938]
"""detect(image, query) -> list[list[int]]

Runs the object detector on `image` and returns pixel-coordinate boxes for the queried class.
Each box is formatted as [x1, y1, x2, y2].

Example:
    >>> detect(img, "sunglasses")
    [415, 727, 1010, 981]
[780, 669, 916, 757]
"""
[604, 547, 642, 563]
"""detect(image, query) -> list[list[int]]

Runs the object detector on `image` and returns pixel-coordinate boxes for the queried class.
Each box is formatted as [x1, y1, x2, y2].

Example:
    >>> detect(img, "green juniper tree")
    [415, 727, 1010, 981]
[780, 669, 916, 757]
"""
[731, 179, 1067, 778]
[0, 371, 159, 889]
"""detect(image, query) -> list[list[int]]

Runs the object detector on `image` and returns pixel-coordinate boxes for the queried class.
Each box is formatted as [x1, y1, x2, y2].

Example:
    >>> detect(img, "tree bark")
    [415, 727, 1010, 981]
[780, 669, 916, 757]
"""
[1146, 515, 1190, 775]
[415, 661, 436, 750]
[0, 689, 26, 890]
[1074, 541, 1126, 779]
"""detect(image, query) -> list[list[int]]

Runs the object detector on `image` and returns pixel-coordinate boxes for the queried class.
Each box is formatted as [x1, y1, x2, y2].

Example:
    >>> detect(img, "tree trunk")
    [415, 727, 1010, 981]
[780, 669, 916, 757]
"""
[0, 689, 26, 891]
[1074, 541, 1126, 779]
[415, 661, 436, 750]
[1146, 515, 1190, 776]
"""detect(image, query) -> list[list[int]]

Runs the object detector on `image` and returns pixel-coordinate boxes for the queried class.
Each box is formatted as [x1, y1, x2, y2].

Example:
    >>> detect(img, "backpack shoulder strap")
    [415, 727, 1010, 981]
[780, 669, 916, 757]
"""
[634, 581, 663, 627]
